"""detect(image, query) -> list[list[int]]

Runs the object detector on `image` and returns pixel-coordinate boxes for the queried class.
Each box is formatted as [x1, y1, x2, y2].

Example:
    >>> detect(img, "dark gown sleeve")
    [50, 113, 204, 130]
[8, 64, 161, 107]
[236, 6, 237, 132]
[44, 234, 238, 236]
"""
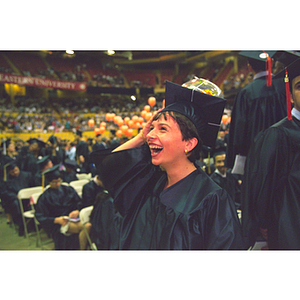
[200, 189, 244, 250]
[35, 192, 58, 236]
[90, 145, 160, 216]
[90, 196, 122, 250]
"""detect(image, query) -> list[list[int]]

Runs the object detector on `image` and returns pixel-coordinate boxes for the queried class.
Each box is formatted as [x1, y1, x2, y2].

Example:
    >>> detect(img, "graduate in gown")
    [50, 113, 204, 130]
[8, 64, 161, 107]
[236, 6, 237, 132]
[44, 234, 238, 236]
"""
[226, 51, 287, 173]
[22, 138, 47, 175]
[35, 165, 89, 250]
[32, 155, 53, 186]
[210, 150, 241, 210]
[81, 175, 105, 208]
[241, 59, 300, 249]
[0, 160, 34, 235]
[90, 79, 245, 250]
[60, 159, 79, 183]
[45, 135, 65, 165]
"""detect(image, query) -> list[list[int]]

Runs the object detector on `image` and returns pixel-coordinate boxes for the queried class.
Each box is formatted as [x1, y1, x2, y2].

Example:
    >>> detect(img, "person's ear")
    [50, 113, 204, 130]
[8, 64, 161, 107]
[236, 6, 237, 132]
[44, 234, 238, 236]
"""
[185, 137, 198, 153]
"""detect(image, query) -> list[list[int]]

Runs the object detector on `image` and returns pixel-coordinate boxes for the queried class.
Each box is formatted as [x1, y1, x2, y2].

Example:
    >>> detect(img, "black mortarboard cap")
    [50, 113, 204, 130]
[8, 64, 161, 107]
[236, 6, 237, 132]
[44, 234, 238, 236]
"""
[42, 164, 61, 182]
[27, 138, 46, 148]
[76, 129, 82, 137]
[275, 51, 300, 67]
[64, 159, 77, 169]
[48, 135, 57, 145]
[239, 51, 277, 86]
[160, 80, 226, 147]
[36, 155, 51, 169]
[3, 159, 17, 181]
[283, 58, 300, 84]
[239, 50, 277, 62]
[212, 146, 227, 159]
[5, 160, 17, 172]
[274, 58, 300, 120]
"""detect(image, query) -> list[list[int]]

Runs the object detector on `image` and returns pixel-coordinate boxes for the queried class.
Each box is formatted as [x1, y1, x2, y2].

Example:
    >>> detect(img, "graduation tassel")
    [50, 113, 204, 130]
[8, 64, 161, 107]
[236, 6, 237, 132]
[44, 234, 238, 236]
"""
[42, 173, 45, 192]
[263, 51, 272, 87]
[207, 150, 211, 175]
[285, 67, 293, 121]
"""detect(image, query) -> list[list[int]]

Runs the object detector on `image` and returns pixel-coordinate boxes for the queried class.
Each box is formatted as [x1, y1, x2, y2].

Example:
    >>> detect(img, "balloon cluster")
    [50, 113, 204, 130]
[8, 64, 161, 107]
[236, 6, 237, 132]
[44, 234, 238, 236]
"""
[102, 96, 157, 138]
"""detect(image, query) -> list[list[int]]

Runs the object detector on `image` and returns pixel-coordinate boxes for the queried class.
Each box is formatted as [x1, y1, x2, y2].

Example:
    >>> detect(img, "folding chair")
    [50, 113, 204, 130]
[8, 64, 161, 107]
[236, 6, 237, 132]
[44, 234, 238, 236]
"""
[72, 185, 83, 198]
[76, 173, 92, 181]
[17, 186, 43, 240]
[29, 192, 54, 249]
[79, 206, 97, 250]
[69, 179, 89, 188]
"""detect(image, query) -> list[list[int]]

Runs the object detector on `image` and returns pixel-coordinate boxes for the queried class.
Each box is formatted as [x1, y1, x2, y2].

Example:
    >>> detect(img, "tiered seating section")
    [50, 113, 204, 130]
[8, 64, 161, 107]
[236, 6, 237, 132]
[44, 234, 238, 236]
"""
[0, 51, 249, 91]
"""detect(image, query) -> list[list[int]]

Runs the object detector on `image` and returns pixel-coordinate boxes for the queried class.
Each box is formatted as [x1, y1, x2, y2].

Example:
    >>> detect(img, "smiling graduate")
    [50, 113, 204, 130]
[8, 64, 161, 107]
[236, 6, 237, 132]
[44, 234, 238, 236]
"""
[90, 78, 245, 250]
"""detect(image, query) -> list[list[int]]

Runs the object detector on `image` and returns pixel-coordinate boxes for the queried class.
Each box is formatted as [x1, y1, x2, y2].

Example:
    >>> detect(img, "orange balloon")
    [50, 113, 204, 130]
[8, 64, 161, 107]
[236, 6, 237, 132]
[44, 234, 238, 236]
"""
[100, 122, 107, 128]
[142, 122, 147, 128]
[145, 112, 153, 121]
[128, 120, 134, 128]
[121, 125, 128, 134]
[144, 105, 151, 112]
[132, 115, 139, 123]
[117, 119, 124, 127]
[138, 117, 144, 124]
[88, 119, 95, 127]
[222, 115, 229, 124]
[126, 128, 133, 137]
[148, 96, 156, 107]
[141, 110, 147, 118]
[94, 127, 101, 135]
[116, 130, 123, 138]
[99, 126, 105, 134]
[124, 116, 130, 124]
[134, 122, 141, 129]
[105, 113, 111, 121]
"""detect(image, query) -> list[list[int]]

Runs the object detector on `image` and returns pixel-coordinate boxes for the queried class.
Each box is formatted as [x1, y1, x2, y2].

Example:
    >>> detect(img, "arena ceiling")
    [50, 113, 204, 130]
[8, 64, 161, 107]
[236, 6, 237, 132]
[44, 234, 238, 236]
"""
[39, 50, 239, 70]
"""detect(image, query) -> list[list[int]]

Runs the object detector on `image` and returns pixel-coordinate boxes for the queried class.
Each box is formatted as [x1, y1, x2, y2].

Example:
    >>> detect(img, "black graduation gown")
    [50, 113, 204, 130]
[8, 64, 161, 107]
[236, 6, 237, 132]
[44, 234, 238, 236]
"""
[241, 116, 300, 249]
[35, 185, 83, 250]
[81, 180, 105, 208]
[92, 146, 245, 250]
[61, 170, 78, 184]
[226, 76, 287, 168]
[90, 196, 122, 250]
[0, 171, 34, 224]
[22, 153, 39, 175]
[210, 169, 241, 209]
[45, 147, 66, 165]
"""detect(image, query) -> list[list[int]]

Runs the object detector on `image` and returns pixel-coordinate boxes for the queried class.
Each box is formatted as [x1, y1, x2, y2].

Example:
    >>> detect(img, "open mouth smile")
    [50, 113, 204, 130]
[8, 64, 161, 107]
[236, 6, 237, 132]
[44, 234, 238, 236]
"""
[149, 145, 163, 157]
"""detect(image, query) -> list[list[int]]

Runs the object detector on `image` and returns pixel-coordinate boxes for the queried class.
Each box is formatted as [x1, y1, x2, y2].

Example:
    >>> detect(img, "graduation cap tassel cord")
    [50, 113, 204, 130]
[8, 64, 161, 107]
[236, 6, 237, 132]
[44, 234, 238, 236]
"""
[285, 67, 293, 121]
[263, 50, 272, 87]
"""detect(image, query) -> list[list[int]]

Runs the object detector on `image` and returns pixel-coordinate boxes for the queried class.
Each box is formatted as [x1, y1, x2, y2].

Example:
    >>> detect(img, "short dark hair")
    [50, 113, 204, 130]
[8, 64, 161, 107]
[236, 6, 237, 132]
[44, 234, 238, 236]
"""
[153, 111, 202, 162]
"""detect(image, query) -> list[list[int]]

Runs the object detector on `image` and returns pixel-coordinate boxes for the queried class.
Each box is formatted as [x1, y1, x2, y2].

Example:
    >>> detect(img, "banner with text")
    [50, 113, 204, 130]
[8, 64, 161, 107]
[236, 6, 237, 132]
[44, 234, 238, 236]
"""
[0, 73, 87, 91]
